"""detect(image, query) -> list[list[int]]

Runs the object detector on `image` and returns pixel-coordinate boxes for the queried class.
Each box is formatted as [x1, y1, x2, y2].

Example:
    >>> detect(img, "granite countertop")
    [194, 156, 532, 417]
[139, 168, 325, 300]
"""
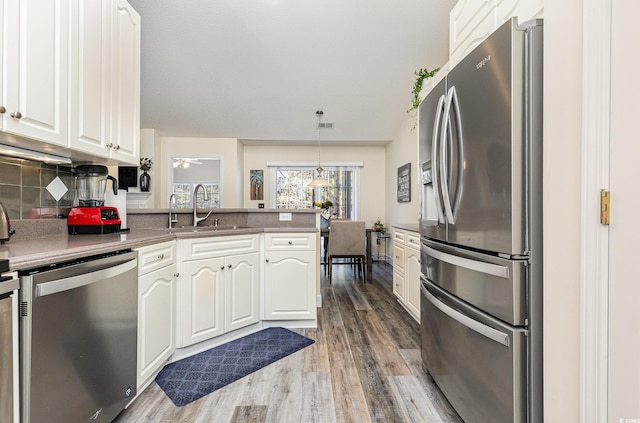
[0, 226, 318, 271]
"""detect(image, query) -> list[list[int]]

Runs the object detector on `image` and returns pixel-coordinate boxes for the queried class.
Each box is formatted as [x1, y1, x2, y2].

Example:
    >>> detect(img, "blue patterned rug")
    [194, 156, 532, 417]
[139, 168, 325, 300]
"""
[155, 327, 315, 407]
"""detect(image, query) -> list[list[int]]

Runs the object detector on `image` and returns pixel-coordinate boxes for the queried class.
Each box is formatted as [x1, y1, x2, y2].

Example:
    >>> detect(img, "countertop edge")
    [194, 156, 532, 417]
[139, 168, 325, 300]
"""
[392, 223, 420, 233]
[4, 227, 319, 271]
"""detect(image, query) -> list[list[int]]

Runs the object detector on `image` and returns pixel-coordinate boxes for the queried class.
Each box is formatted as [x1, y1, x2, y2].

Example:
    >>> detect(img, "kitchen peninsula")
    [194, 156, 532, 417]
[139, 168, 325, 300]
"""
[2, 208, 320, 405]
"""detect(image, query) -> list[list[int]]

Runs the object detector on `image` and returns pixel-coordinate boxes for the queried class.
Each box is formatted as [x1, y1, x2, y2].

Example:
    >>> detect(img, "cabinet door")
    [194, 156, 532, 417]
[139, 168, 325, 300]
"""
[69, 0, 111, 157]
[225, 252, 260, 332]
[405, 246, 421, 321]
[264, 250, 317, 320]
[181, 257, 225, 347]
[138, 264, 176, 389]
[110, 0, 140, 164]
[3, 0, 68, 145]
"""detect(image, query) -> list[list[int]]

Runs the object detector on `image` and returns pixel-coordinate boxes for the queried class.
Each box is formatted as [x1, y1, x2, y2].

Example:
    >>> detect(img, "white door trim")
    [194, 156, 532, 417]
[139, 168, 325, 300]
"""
[580, 0, 611, 421]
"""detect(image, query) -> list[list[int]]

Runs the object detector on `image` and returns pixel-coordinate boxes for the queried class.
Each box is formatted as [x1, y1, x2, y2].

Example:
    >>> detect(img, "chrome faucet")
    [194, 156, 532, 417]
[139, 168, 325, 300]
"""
[168, 194, 178, 228]
[193, 184, 213, 226]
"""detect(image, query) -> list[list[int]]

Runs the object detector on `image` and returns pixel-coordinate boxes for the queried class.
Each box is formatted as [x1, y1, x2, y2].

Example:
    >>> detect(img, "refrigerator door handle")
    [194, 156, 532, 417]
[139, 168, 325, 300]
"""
[431, 94, 446, 224]
[424, 244, 509, 278]
[440, 87, 455, 224]
[450, 86, 464, 220]
[421, 280, 510, 347]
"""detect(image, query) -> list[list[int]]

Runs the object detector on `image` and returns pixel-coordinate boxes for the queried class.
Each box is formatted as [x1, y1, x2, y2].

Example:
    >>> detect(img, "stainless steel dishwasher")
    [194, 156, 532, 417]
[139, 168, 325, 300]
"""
[1, 259, 19, 423]
[19, 250, 138, 423]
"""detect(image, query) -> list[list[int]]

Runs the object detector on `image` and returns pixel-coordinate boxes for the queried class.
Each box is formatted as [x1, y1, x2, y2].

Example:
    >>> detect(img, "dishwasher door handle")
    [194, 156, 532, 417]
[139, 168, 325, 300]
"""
[35, 259, 137, 298]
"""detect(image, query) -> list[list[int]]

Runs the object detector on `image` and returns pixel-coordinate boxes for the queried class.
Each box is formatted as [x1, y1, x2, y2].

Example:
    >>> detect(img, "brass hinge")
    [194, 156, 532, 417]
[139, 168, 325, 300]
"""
[600, 190, 610, 225]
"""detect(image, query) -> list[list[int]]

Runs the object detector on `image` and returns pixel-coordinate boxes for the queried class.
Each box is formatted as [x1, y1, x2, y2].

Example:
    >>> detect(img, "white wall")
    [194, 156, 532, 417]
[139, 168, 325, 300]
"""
[543, 1, 583, 421]
[385, 113, 420, 230]
[242, 144, 386, 226]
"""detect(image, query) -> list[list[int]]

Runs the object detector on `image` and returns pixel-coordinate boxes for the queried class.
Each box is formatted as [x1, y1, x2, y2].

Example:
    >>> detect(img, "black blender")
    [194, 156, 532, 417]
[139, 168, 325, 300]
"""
[67, 165, 121, 234]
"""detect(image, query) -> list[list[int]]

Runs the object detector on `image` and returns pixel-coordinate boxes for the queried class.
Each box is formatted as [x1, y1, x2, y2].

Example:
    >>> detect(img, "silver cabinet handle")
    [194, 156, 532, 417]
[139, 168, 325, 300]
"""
[115, 145, 120, 150]
[220, 266, 225, 270]
[227, 264, 232, 269]
[288, 241, 293, 245]
[174, 273, 179, 278]
[157, 253, 164, 260]
[265, 259, 270, 263]
[106, 142, 114, 148]
[422, 281, 509, 346]
[10, 111, 22, 119]
[424, 245, 508, 278]
[0, 106, 6, 113]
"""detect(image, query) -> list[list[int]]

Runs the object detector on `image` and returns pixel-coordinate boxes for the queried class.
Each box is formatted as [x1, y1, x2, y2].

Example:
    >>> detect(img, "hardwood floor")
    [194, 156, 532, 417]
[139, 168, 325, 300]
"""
[114, 262, 463, 423]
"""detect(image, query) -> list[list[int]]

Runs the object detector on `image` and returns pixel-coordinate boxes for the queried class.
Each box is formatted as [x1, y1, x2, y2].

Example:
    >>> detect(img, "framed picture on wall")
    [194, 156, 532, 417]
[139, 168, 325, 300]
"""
[397, 163, 411, 202]
[250, 169, 264, 200]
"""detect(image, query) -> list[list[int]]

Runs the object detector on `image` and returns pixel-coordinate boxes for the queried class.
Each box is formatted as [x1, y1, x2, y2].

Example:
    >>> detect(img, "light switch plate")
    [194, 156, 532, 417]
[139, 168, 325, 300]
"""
[279, 212, 292, 221]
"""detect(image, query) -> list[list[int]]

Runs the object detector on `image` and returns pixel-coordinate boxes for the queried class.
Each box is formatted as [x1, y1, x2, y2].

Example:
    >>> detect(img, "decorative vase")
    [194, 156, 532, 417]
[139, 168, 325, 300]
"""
[140, 171, 150, 192]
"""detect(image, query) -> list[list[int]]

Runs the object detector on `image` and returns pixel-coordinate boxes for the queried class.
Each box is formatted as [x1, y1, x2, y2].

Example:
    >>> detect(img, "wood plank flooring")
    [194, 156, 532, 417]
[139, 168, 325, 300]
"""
[113, 262, 463, 423]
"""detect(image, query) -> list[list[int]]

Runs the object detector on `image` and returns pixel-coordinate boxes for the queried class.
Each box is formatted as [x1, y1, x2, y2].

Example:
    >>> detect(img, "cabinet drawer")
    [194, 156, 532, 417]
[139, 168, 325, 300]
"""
[182, 234, 259, 260]
[407, 232, 421, 249]
[393, 229, 406, 244]
[265, 233, 316, 251]
[137, 241, 176, 275]
[393, 242, 406, 272]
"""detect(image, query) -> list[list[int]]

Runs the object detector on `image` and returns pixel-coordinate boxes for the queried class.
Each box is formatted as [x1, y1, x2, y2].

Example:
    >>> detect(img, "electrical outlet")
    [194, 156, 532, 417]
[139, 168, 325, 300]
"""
[279, 212, 292, 221]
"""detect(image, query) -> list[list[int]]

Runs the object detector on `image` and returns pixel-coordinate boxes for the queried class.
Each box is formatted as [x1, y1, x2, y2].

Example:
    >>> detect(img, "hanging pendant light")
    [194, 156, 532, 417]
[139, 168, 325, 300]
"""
[307, 110, 330, 187]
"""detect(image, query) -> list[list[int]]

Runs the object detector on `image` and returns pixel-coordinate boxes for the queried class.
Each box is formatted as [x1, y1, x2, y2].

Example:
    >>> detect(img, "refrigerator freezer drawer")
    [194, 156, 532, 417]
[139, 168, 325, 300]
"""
[420, 280, 527, 423]
[421, 238, 527, 326]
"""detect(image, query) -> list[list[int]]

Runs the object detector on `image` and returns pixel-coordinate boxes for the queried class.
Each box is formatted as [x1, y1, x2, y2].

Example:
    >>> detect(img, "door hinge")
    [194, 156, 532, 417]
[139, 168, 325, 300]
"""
[600, 190, 610, 225]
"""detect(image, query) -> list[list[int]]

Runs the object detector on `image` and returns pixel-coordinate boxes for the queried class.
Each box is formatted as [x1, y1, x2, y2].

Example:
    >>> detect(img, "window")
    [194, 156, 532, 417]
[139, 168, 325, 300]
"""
[169, 157, 222, 209]
[172, 183, 220, 209]
[271, 164, 359, 219]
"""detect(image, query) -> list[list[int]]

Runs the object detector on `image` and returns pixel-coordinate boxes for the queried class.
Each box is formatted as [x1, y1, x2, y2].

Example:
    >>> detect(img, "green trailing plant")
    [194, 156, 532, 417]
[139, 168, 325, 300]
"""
[407, 67, 440, 115]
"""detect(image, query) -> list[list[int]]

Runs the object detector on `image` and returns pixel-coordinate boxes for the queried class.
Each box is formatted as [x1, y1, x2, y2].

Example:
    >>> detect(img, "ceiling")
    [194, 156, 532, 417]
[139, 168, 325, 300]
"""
[127, 0, 456, 144]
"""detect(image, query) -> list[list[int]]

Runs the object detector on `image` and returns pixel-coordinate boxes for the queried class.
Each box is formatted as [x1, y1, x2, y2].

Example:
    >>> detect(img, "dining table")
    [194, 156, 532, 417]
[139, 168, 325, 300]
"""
[320, 227, 377, 281]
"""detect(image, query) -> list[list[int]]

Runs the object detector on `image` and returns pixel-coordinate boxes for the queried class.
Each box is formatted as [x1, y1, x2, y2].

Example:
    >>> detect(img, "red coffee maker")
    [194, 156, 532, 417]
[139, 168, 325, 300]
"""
[67, 165, 121, 234]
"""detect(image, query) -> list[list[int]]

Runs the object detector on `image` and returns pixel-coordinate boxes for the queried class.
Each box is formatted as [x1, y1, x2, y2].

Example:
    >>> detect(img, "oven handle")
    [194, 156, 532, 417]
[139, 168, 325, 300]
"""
[423, 244, 509, 278]
[421, 279, 510, 347]
[35, 258, 137, 298]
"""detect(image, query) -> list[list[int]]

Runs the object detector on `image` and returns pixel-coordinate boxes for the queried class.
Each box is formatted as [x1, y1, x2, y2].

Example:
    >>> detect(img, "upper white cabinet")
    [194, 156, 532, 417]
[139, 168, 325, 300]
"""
[1, 0, 69, 146]
[109, 0, 140, 164]
[69, 0, 140, 164]
[449, 0, 544, 66]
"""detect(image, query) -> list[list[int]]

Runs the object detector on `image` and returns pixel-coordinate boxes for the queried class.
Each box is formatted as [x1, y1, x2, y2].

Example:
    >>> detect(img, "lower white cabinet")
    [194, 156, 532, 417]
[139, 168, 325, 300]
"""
[136, 241, 177, 390]
[392, 228, 421, 322]
[264, 233, 317, 320]
[178, 235, 260, 348]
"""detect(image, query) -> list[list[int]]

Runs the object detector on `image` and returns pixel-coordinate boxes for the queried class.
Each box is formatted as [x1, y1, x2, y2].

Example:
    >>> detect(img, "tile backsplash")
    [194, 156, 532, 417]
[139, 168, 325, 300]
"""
[0, 154, 74, 220]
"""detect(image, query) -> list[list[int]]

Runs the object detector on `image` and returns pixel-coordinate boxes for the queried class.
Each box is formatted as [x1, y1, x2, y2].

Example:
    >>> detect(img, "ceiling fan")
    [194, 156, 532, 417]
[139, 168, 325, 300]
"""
[173, 158, 203, 169]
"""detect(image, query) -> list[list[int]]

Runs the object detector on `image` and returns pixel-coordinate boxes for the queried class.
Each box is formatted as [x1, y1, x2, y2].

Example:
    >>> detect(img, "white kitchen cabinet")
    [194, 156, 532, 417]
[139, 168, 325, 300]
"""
[1, 0, 69, 146]
[178, 235, 260, 348]
[264, 233, 317, 321]
[449, 0, 544, 67]
[109, 0, 140, 164]
[392, 228, 420, 322]
[69, 0, 140, 164]
[136, 241, 177, 390]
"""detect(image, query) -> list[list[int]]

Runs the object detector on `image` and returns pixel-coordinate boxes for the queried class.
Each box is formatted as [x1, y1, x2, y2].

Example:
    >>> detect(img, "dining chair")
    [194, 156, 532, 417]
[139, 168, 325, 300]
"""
[327, 220, 366, 283]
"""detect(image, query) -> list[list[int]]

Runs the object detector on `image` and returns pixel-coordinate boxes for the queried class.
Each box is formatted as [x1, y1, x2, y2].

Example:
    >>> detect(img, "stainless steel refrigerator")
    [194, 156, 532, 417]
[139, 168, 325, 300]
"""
[418, 18, 542, 423]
